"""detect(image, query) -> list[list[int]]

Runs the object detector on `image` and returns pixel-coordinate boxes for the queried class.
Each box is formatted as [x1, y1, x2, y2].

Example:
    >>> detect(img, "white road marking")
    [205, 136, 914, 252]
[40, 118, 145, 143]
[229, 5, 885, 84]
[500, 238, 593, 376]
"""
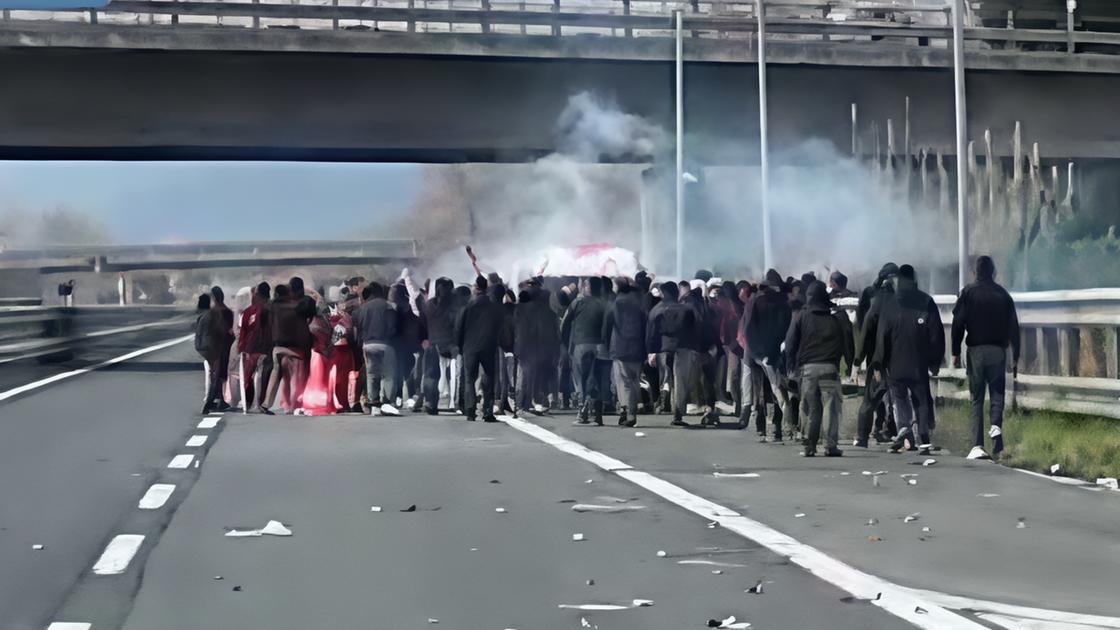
[0, 334, 192, 403]
[502, 416, 975, 630]
[908, 589, 1120, 628]
[977, 612, 1111, 629]
[185, 434, 208, 447]
[47, 623, 91, 630]
[91, 534, 145, 575]
[197, 417, 221, 429]
[167, 454, 194, 469]
[137, 484, 176, 510]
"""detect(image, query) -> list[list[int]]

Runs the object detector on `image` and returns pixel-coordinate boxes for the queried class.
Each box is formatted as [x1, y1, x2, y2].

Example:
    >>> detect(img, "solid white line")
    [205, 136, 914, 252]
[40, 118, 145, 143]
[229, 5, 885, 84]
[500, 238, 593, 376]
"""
[91, 534, 145, 575]
[977, 612, 1110, 629]
[0, 334, 192, 403]
[503, 416, 631, 471]
[197, 416, 221, 429]
[83, 320, 181, 338]
[908, 589, 1120, 628]
[185, 434, 208, 447]
[46, 623, 91, 630]
[167, 454, 194, 469]
[137, 484, 176, 510]
[501, 416, 981, 630]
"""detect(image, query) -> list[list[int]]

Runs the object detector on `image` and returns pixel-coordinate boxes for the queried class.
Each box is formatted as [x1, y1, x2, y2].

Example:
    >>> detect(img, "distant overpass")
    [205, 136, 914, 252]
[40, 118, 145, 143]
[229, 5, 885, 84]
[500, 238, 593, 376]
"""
[0, 240, 423, 273]
[3, 1, 1120, 162]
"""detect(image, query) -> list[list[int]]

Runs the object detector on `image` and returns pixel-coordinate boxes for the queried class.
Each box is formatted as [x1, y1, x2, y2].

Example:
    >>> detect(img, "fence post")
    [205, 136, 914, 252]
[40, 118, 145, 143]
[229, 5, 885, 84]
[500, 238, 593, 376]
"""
[551, 0, 560, 36]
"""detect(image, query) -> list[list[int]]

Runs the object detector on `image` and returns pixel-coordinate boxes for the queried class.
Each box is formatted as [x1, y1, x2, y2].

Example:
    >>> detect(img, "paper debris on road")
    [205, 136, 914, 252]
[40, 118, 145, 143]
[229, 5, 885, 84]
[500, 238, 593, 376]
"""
[868, 535, 882, 542]
[840, 472, 851, 476]
[581, 618, 593, 628]
[656, 550, 667, 557]
[1017, 517, 1027, 529]
[977, 493, 1000, 498]
[586, 579, 595, 585]
[494, 507, 507, 513]
[558, 599, 653, 611]
[712, 570, 723, 575]
[907, 479, 918, 485]
[904, 513, 921, 523]
[678, 560, 747, 568]
[1050, 463, 1061, 474]
[573, 502, 645, 513]
[794, 513, 806, 518]
[1096, 477, 1119, 490]
[427, 618, 439, 624]
[922, 526, 931, 533]
[900, 473, 918, 478]
[634, 432, 647, 437]
[713, 472, 761, 479]
[370, 506, 383, 512]
[866, 518, 878, 525]
[708, 615, 751, 628]
[862, 470, 888, 476]
[572, 533, 585, 542]
[746, 580, 765, 594]
[585, 479, 594, 484]
[922, 459, 937, 466]
[213, 575, 223, 580]
[32, 544, 44, 550]
[225, 520, 293, 538]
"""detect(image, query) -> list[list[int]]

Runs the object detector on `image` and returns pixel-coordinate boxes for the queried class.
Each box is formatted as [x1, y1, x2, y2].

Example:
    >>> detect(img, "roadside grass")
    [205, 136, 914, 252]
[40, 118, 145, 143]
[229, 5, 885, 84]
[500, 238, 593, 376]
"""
[933, 401, 1120, 481]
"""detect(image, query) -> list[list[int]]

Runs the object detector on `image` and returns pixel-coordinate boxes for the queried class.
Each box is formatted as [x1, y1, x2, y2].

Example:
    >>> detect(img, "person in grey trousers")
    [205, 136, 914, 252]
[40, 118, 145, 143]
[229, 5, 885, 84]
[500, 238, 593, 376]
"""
[353, 282, 399, 415]
[951, 255, 1020, 460]
[784, 280, 854, 457]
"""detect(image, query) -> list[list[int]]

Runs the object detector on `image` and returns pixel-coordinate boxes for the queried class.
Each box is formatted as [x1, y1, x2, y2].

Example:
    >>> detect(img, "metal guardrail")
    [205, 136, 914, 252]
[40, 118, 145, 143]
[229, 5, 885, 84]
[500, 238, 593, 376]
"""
[4, 0, 1120, 58]
[0, 305, 192, 362]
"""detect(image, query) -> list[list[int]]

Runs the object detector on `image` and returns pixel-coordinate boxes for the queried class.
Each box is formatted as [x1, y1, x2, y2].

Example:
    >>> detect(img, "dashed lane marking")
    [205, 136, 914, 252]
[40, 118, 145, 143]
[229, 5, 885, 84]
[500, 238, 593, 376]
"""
[47, 623, 91, 630]
[91, 534, 145, 575]
[167, 454, 194, 469]
[185, 434, 208, 447]
[137, 484, 176, 510]
[197, 417, 221, 429]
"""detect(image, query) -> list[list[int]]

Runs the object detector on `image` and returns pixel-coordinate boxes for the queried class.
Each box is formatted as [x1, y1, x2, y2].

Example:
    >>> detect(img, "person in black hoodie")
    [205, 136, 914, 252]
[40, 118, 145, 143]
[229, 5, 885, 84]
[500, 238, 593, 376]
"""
[551, 282, 577, 410]
[490, 283, 516, 415]
[602, 277, 646, 427]
[421, 278, 457, 415]
[951, 255, 1020, 460]
[741, 269, 793, 441]
[354, 282, 399, 415]
[873, 264, 944, 455]
[785, 281, 853, 457]
[561, 277, 610, 426]
[646, 281, 700, 426]
[514, 281, 560, 416]
[455, 275, 506, 423]
[389, 282, 425, 409]
[853, 262, 899, 447]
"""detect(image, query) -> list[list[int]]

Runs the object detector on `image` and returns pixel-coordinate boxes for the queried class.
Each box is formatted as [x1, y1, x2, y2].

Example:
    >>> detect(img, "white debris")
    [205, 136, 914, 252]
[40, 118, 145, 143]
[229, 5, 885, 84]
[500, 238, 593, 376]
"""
[900, 473, 918, 478]
[977, 493, 1000, 498]
[1050, 463, 1061, 474]
[713, 616, 752, 629]
[225, 520, 293, 538]
[585, 479, 594, 484]
[427, 618, 439, 624]
[571, 504, 646, 513]
[794, 513, 806, 518]
[862, 470, 888, 476]
[904, 513, 920, 523]
[922, 527, 931, 533]
[494, 508, 507, 514]
[712, 570, 723, 575]
[632, 599, 654, 607]
[867, 518, 878, 525]
[656, 550, 667, 557]
[572, 533, 585, 542]
[32, 544, 44, 550]
[677, 559, 746, 568]
[922, 459, 937, 467]
[839, 472, 851, 476]
[581, 618, 593, 628]
[907, 479, 918, 486]
[558, 599, 653, 611]
[712, 472, 761, 479]
[634, 432, 647, 438]
[1096, 477, 1119, 491]
[1017, 518, 1027, 529]
[707, 521, 719, 529]
[873, 475, 881, 487]
[370, 506, 383, 512]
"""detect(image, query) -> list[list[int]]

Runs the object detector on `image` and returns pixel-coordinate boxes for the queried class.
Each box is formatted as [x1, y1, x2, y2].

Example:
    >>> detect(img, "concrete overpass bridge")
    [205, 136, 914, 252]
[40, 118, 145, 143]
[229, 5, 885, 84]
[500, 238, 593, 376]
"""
[3, 0, 1120, 163]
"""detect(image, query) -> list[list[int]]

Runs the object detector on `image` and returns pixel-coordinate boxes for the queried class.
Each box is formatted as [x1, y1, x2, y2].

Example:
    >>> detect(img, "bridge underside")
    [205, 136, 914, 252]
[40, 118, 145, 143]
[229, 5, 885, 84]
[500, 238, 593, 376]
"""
[2, 25, 1120, 162]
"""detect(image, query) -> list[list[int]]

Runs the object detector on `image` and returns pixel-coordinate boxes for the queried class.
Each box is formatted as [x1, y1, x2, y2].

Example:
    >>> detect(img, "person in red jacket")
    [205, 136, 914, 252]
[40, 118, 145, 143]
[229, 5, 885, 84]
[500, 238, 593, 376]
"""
[237, 282, 271, 412]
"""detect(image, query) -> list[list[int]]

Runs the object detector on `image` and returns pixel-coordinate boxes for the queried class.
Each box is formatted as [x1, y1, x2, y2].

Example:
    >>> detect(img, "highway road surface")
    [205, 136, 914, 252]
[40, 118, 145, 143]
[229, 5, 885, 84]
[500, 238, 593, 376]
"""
[2, 334, 1119, 630]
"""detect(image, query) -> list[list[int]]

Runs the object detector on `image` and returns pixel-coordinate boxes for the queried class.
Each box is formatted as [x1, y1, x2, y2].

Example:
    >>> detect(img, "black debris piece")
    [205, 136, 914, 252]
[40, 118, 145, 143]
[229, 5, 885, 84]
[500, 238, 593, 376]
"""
[232, 585, 243, 592]
[401, 505, 417, 512]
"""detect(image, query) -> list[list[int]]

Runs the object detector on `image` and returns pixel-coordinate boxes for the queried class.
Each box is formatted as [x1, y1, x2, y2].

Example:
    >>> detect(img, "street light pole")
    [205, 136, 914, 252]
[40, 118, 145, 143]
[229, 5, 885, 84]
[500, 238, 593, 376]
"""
[756, 0, 772, 271]
[675, 9, 685, 280]
[952, 0, 969, 289]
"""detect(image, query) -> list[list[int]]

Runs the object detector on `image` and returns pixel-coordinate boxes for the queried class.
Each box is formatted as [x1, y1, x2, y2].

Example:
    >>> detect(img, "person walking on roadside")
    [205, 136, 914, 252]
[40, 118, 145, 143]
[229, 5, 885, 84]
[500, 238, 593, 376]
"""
[389, 282, 425, 409]
[260, 284, 313, 414]
[951, 255, 1020, 460]
[873, 264, 944, 456]
[742, 269, 793, 442]
[201, 286, 235, 414]
[456, 275, 506, 423]
[784, 281, 853, 457]
[853, 263, 899, 447]
[238, 282, 272, 412]
[561, 277, 610, 426]
[602, 277, 646, 427]
[513, 280, 560, 417]
[353, 282, 399, 416]
[646, 281, 701, 427]
[421, 278, 458, 415]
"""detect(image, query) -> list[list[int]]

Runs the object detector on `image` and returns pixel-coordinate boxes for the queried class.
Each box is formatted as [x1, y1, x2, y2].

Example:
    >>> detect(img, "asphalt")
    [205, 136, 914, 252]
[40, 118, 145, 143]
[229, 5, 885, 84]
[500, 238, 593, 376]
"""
[4, 336, 1119, 630]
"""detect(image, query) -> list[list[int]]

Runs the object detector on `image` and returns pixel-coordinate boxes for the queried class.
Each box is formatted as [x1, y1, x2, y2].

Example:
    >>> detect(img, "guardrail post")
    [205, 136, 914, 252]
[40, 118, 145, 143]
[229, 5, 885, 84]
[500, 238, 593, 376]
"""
[409, 0, 417, 33]
[1066, 0, 1076, 54]
[1006, 9, 1016, 50]
[481, 0, 491, 34]
[332, 0, 339, 30]
[551, 0, 560, 36]
[1106, 327, 1120, 379]
[2, 9, 9, 21]
[1036, 328, 1049, 375]
[252, 0, 260, 29]
[171, 0, 179, 25]
[1059, 327, 1076, 376]
[623, 0, 631, 37]
[88, 9, 98, 24]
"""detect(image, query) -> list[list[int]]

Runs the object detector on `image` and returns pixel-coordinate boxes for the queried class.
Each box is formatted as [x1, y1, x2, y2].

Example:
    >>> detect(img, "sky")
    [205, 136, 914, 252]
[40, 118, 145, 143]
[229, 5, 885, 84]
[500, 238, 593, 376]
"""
[0, 161, 423, 244]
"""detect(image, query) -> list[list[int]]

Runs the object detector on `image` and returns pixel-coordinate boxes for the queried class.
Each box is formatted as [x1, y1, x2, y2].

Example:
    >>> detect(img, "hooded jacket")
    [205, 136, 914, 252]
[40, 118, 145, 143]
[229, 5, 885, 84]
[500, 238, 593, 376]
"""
[602, 289, 647, 362]
[951, 278, 1020, 361]
[742, 285, 792, 364]
[354, 296, 397, 345]
[424, 279, 458, 350]
[389, 283, 426, 355]
[455, 291, 506, 357]
[784, 282, 854, 371]
[514, 287, 560, 362]
[560, 291, 607, 349]
[872, 277, 945, 380]
[646, 283, 701, 353]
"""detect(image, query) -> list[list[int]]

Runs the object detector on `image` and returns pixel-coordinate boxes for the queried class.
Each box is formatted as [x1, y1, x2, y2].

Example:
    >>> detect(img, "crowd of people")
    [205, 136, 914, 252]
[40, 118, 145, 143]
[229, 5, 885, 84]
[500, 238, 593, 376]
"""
[192, 254, 1019, 460]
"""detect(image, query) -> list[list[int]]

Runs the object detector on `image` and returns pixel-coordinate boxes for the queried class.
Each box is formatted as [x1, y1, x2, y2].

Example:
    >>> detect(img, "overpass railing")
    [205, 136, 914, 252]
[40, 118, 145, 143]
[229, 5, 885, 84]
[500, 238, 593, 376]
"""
[5, 0, 1120, 58]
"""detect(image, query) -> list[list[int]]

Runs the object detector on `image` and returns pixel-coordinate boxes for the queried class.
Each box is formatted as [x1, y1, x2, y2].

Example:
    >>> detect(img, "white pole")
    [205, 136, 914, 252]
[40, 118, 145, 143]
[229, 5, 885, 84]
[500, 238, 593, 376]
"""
[757, 0, 772, 271]
[674, 9, 685, 280]
[952, 0, 969, 289]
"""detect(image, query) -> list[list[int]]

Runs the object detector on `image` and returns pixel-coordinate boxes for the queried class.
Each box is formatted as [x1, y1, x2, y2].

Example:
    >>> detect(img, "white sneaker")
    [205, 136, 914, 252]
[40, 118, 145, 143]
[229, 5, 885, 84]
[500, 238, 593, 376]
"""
[380, 403, 401, 416]
[686, 404, 701, 415]
[989, 425, 1002, 438]
[404, 398, 417, 410]
[370, 407, 383, 417]
[966, 446, 991, 460]
[533, 403, 547, 414]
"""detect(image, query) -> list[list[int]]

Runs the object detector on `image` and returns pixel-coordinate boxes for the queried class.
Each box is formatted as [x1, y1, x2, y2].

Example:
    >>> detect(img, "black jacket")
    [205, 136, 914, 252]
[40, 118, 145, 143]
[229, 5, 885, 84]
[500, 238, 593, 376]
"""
[424, 293, 458, 350]
[872, 281, 945, 380]
[514, 288, 560, 362]
[856, 284, 893, 364]
[647, 301, 701, 353]
[455, 293, 507, 356]
[742, 289, 792, 363]
[602, 291, 647, 362]
[354, 298, 398, 345]
[951, 279, 1020, 361]
[784, 305, 854, 371]
[270, 296, 313, 351]
[560, 294, 607, 349]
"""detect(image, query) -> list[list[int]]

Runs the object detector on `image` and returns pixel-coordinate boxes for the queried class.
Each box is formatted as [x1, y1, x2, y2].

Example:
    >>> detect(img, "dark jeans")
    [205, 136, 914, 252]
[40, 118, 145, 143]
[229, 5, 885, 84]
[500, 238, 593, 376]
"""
[516, 356, 550, 411]
[889, 373, 933, 447]
[801, 363, 842, 451]
[656, 351, 674, 411]
[572, 343, 610, 403]
[857, 368, 891, 441]
[462, 349, 497, 420]
[967, 345, 1007, 448]
[420, 345, 444, 411]
[671, 348, 699, 418]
